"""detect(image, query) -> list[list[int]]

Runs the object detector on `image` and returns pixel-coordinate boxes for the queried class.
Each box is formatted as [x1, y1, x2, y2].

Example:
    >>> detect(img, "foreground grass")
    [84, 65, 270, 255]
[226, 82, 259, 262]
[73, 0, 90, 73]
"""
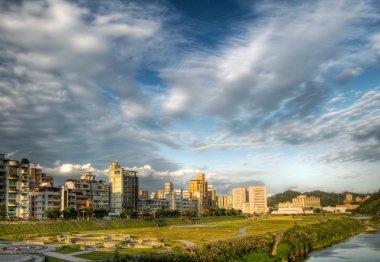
[56, 244, 82, 254]
[45, 255, 70, 262]
[75, 248, 160, 260]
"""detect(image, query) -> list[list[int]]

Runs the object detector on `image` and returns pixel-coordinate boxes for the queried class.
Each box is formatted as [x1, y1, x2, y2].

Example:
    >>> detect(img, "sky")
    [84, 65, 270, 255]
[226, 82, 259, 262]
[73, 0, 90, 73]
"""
[0, 0, 379, 195]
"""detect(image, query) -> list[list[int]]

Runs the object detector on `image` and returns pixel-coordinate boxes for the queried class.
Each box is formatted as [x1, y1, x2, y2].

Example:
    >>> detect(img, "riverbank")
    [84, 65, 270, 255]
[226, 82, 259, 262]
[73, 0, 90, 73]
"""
[131, 218, 364, 262]
[305, 226, 380, 261]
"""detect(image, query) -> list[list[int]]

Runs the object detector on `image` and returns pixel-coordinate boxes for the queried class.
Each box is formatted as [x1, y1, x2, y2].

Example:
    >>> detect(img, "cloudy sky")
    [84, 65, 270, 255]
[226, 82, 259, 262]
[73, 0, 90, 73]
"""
[1, 0, 379, 194]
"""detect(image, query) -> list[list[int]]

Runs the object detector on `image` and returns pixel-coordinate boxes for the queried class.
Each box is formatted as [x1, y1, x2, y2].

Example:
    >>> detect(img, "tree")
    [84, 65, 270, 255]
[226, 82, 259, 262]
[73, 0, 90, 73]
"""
[62, 207, 77, 219]
[0, 203, 6, 220]
[119, 209, 137, 219]
[93, 208, 108, 218]
[45, 208, 61, 220]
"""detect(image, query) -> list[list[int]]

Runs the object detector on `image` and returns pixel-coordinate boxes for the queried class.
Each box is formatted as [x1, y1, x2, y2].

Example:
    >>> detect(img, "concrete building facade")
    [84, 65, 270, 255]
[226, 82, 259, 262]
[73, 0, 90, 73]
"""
[248, 186, 267, 214]
[0, 154, 30, 219]
[108, 161, 138, 212]
[29, 187, 61, 220]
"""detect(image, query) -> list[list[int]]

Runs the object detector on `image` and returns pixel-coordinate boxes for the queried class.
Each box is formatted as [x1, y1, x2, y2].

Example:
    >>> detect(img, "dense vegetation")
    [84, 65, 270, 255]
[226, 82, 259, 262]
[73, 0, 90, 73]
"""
[275, 219, 364, 261]
[137, 233, 275, 262]
[268, 190, 367, 207]
[355, 190, 380, 220]
[45, 207, 108, 220]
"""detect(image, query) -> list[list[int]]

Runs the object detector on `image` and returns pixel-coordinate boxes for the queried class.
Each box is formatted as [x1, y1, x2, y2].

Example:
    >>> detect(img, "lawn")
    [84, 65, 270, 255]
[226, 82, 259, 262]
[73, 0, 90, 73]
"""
[45, 255, 71, 262]
[55, 244, 82, 254]
[75, 248, 161, 260]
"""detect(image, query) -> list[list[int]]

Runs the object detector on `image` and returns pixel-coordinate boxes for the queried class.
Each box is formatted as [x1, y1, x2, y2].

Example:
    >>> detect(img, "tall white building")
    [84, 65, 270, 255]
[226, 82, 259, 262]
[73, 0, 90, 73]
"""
[0, 154, 30, 219]
[108, 161, 138, 212]
[248, 186, 267, 214]
[232, 188, 247, 210]
[232, 185, 268, 214]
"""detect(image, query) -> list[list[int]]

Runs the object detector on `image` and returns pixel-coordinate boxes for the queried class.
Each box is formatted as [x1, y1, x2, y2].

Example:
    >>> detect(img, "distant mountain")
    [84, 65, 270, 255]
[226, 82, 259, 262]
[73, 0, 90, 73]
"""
[268, 190, 368, 207]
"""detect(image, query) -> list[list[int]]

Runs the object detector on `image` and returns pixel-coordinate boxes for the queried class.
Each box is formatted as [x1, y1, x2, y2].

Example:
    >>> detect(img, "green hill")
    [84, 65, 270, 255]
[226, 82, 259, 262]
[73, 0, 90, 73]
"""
[268, 190, 367, 207]
[355, 190, 380, 218]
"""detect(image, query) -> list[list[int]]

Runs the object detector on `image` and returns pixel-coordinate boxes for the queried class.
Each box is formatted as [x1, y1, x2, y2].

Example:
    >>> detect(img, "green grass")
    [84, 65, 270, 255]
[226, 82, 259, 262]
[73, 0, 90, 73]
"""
[45, 255, 71, 262]
[56, 244, 82, 254]
[228, 251, 274, 262]
[0, 219, 154, 239]
[75, 248, 160, 260]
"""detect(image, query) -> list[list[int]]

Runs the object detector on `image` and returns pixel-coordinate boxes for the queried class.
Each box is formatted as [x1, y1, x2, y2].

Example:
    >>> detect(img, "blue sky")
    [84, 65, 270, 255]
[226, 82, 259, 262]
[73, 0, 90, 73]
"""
[0, 0, 379, 194]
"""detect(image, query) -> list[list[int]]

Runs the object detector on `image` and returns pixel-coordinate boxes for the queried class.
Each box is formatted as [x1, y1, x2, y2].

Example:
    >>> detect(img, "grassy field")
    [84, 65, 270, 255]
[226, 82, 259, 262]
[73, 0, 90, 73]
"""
[1, 215, 350, 261]
[55, 244, 82, 254]
[45, 255, 70, 262]
[75, 248, 161, 260]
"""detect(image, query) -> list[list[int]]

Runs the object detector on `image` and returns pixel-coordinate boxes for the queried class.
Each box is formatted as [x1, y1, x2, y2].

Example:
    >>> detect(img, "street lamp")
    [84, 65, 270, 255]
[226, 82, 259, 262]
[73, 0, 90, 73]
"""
[81, 210, 87, 220]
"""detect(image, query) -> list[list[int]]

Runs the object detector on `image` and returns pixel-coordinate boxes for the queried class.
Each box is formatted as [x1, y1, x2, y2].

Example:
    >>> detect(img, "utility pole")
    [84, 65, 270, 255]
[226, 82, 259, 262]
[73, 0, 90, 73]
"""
[81, 210, 86, 220]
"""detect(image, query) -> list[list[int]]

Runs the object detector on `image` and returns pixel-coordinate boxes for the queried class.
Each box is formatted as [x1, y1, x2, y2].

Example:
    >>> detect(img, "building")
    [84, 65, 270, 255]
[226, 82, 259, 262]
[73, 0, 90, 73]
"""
[0, 154, 30, 219]
[292, 195, 320, 208]
[343, 193, 353, 204]
[164, 182, 173, 193]
[207, 185, 217, 209]
[232, 188, 247, 210]
[139, 189, 149, 198]
[138, 197, 169, 211]
[189, 173, 209, 210]
[29, 187, 61, 220]
[336, 203, 359, 210]
[64, 172, 110, 210]
[248, 186, 267, 214]
[60, 185, 77, 210]
[108, 161, 138, 212]
[29, 167, 53, 190]
[217, 195, 233, 209]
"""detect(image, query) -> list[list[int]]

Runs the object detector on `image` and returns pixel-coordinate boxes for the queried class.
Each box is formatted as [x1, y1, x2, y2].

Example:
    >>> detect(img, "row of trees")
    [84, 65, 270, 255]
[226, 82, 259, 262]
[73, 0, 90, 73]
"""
[117, 207, 242, 219]
[44, 207, 108, 220]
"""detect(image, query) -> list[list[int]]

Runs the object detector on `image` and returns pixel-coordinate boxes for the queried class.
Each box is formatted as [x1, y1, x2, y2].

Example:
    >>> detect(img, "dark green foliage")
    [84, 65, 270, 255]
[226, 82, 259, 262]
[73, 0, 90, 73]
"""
[305, 190, 344, 207]
[268, 190, 368, 207]
[354, 190, 380, 219]
[45, 208, 61, 220]
[62, 207, 77, 220]
[267, 190, 301, 207]
[119, 209, 137, 219]
[20, 158, 30, 164]
[276, 219, 364, 261]
[93, 208, 108, 218]
[0, 203, 6, 220]
[154, 209, 180, 218]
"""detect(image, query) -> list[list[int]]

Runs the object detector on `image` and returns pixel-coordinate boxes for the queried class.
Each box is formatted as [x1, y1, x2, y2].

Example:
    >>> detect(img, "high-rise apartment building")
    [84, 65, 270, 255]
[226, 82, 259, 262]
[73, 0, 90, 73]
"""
[217, 195, 233, 209]
[29, 186, 61, 220]
[0, 154, 30, 219]
[232, 188, 247, 210]
[108, 161, 138, 212]
[165, 182, 173, 193]
[64, 172, 110, 210]
[139, 188, 149, 198]
[248, 186, 267, 214]
[29, 167, 53, 190]
[189, 173, 209, 210]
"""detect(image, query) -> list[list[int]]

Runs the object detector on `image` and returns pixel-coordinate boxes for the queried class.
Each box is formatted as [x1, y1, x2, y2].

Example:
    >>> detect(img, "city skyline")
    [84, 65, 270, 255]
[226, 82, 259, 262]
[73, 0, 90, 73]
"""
[1, 0, 379, 195]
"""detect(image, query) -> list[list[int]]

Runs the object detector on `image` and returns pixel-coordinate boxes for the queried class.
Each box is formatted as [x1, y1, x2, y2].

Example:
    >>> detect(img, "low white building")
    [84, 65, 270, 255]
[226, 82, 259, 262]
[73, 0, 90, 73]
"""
[271, 207, 313, 215]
